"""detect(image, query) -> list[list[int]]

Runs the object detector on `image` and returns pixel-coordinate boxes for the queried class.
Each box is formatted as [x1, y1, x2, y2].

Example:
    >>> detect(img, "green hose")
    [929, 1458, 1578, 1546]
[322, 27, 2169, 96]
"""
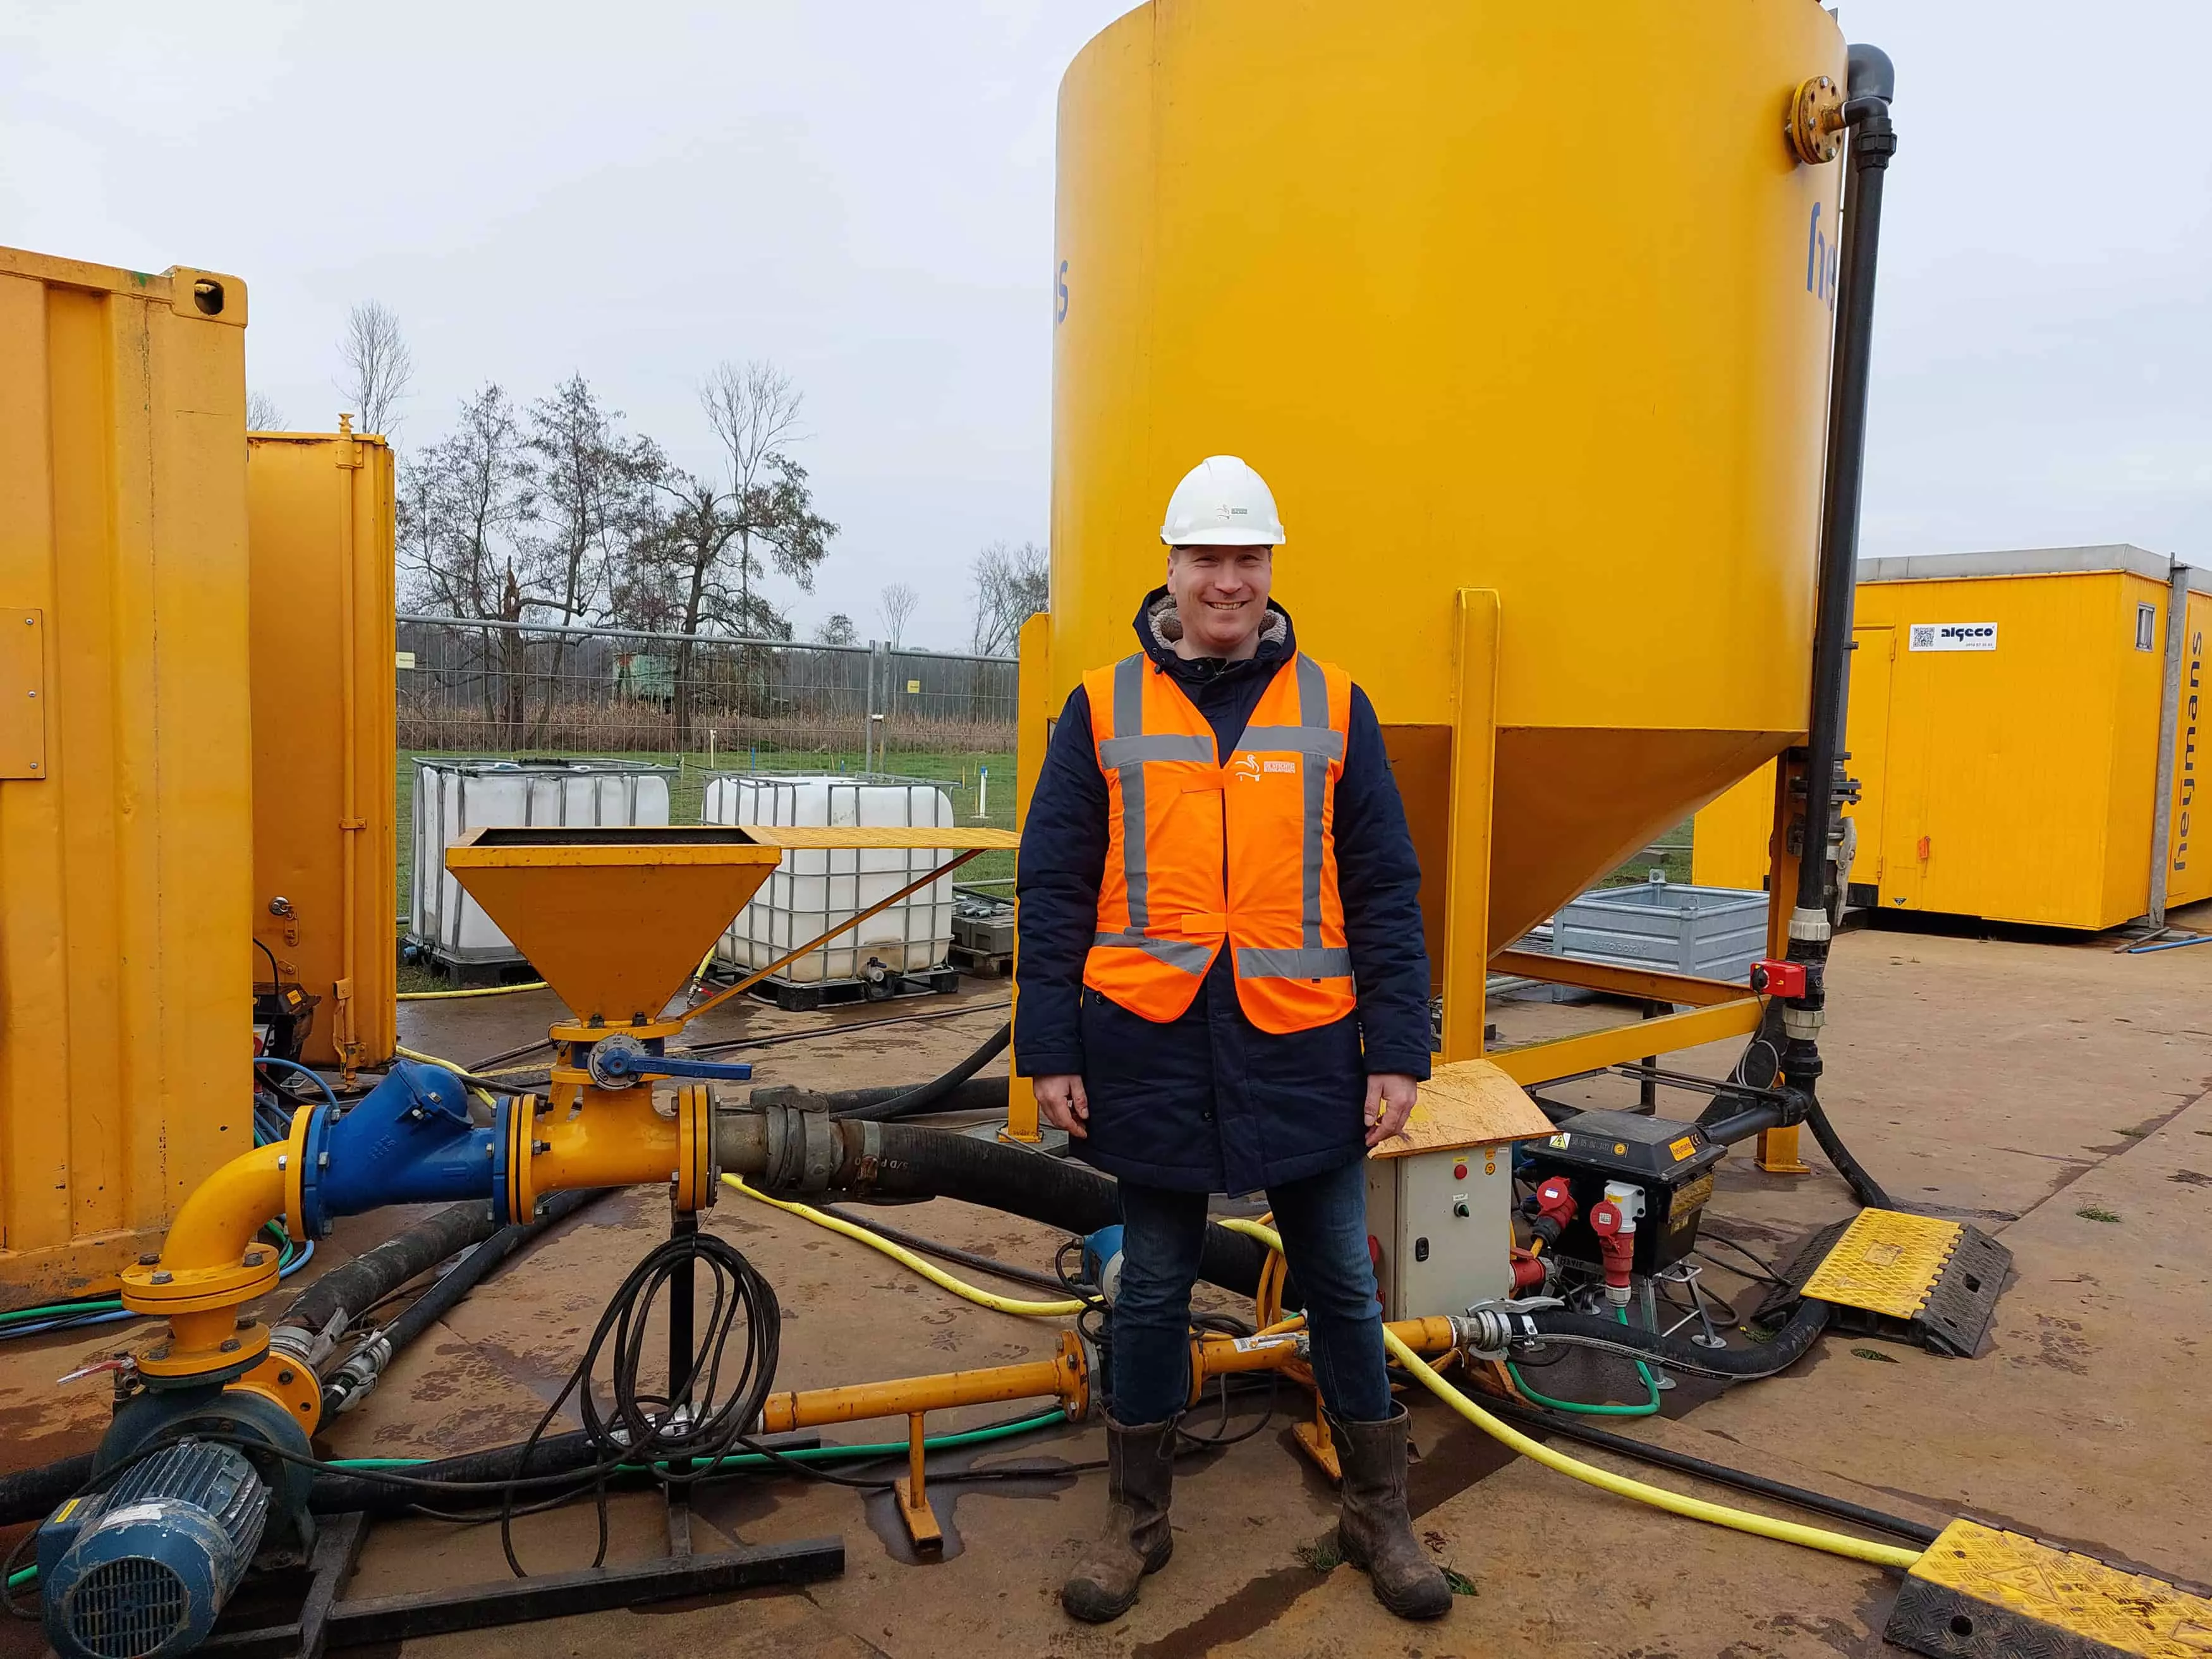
[327, 1408, 1073, 1473]
[3, 1411, 1074, 1601]
[1507, 1306, 1662, 1418]
[0, 1226, 303, 1328]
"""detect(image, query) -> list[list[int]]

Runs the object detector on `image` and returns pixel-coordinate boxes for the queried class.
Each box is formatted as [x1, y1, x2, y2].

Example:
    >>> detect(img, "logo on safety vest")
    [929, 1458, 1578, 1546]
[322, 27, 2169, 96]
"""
[1230, 754, 1297, 782]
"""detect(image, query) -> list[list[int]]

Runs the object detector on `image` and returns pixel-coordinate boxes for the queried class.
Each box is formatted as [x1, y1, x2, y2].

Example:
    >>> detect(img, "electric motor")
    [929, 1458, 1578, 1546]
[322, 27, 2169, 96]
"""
[39, 1440, 269, 1659]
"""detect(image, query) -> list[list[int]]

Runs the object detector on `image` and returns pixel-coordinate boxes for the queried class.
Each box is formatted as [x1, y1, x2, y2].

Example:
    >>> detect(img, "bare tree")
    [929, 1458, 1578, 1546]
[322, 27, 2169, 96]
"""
[700, 360, 833, 624]
[514, 375, 653, 741]
[814, 612, 858, 646]
[968, 540, 1049, 655]
[246, 391, 286, 431]
[337, 300, 415, 438]
[397, 385, 535, 735]
[878, 582, 920, 650]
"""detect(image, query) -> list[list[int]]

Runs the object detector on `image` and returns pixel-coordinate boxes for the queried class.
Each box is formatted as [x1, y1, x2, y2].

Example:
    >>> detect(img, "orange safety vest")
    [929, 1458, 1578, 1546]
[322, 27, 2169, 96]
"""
[1083, 650, 1356, 1034]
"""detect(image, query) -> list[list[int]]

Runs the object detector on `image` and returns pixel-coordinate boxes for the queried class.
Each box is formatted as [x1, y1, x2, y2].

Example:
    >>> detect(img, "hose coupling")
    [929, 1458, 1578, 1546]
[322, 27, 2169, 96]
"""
[757, 1104, 854, 1195]
[1782, 1003, 1826, 1042]
[324, 1334, 391, 1415]
[1787, 907, 1833, 946]
[1455, 1298, 1558, 1361]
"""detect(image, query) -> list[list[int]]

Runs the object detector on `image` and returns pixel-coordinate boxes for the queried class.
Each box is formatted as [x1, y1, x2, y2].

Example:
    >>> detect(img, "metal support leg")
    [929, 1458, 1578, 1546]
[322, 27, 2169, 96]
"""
[894, 1411, 944, 1552]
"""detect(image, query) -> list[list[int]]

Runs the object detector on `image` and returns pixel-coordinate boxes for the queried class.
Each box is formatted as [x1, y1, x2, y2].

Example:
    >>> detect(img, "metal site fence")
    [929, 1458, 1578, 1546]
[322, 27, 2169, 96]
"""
[396, 616, 1018, 764]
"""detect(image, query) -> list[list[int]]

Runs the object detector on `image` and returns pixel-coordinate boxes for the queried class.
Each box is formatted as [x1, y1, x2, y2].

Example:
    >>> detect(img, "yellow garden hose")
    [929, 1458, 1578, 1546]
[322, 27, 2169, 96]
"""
[396, 980, 548, 1001]
[722, 1174, 1086, 1318]
[1215, 1217, 1923, 1574]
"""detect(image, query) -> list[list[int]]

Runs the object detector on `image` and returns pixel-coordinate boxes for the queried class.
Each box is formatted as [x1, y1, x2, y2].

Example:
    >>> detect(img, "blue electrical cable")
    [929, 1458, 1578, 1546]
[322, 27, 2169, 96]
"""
[0, 1227, 312, 1343]
[253, 1055, 341, 1112]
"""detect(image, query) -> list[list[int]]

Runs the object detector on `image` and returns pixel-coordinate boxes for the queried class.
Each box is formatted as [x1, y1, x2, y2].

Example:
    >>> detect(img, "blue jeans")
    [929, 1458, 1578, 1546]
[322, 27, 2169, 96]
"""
[1111, 1155, 1392, 1425]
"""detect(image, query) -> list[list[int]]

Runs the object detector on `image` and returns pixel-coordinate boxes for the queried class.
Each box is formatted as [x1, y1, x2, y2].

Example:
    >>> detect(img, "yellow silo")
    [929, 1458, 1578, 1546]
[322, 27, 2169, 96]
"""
[1023, 0, 1846, 1071]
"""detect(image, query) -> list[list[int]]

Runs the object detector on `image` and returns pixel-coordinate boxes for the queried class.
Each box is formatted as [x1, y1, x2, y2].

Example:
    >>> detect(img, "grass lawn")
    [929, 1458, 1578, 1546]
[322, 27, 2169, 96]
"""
[396, 746, 1019, 923]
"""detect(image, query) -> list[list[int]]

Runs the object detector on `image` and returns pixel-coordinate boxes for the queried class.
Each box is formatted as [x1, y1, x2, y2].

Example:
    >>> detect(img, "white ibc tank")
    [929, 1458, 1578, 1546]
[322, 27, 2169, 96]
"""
[410, 761, 674, 963]
[705, 775, 957, 983]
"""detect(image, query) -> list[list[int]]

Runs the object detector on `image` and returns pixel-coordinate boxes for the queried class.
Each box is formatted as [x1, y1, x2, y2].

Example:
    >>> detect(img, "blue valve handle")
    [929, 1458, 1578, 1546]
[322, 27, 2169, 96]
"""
[585, 1034, 753, 1085]
[605, 1052, 755, 1083]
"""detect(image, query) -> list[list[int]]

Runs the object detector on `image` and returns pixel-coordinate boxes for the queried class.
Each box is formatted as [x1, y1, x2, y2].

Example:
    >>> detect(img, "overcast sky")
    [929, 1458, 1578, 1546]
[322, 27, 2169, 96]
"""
[4, 2, 2206, 648]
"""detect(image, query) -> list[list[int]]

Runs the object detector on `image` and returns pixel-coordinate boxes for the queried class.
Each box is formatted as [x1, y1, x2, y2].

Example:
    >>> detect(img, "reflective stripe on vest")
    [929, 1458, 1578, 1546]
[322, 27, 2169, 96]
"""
[1083, 649, 1356, 1031]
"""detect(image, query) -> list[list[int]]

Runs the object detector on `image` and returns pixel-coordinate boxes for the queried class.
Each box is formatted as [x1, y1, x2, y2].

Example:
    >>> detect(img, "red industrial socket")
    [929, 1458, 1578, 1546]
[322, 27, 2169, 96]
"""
[1535, 1177, 1578, 1232]
[1588, 1200, 1637, 1299]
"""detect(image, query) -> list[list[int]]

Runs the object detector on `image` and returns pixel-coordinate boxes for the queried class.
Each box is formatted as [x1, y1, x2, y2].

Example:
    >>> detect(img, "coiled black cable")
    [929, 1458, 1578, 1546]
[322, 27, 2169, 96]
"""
[500, 1229, 781, 1576]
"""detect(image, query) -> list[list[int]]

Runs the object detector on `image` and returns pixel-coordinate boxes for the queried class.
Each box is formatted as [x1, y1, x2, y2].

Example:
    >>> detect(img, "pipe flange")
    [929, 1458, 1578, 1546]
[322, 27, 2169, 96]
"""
[120, 1249, 282, 1318]
[1787, 74, 1845, 165]
[497, 1092, 537, 1226]
[675, 1084, 715, 1212]
[134, 1320, 270, 1386]
[238, 1349, 324, 1431]
[1057, 1330, 1092, 1423]
[283, 1104, 317, 1241]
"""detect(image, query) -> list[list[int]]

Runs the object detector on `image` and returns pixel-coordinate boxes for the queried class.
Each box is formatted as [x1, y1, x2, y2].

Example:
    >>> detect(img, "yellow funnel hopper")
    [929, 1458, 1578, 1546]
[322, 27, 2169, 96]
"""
[444, 827, 782, 1026]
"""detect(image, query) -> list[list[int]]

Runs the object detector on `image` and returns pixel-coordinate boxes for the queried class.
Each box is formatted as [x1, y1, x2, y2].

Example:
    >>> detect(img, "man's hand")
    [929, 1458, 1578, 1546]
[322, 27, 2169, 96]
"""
[1034, 1074, 1090, 1139]
[1363, 1073, 1419, 1147]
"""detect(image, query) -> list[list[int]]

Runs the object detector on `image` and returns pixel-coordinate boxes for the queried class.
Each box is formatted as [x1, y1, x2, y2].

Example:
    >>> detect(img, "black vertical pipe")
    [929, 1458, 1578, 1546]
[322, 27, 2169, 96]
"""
[1794, 45, 1897, 918]
[1778, 44, 1899, 1213]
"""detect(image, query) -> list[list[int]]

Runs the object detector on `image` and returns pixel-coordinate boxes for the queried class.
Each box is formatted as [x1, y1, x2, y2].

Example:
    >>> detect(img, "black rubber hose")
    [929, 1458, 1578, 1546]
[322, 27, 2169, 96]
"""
[815, 1205, 1071, 1294]
[750, 1075, 1009, 1118]
[830, 1021, 1012, 1121]
[1802, 1096, 1895, 1210]
[322, 1189, 610, 1417]
[0, 1453, 94, 1526]
[381, 1189, 605, 1356]
[852, 1122, 1269, 1297]
[1480, 1397, 1940, 1545]
[276, 1200, 497, 1344]
[1522, 1296, 1830, 1380]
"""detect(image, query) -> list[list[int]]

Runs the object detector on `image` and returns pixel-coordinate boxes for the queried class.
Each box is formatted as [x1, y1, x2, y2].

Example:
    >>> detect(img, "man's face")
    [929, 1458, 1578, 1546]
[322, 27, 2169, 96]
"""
[1166, 545, 1273, 655]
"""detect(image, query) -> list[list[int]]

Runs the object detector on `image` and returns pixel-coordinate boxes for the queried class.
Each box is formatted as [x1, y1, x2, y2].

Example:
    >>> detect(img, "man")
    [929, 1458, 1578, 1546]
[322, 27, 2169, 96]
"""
[1016, 454, 1449, 1623]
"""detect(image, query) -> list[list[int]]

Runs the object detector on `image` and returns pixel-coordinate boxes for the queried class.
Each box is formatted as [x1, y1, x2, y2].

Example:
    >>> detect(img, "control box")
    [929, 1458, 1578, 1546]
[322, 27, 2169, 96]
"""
[1518, 1108, 1725, 1276]
[1362, 1059, 1555, 1321]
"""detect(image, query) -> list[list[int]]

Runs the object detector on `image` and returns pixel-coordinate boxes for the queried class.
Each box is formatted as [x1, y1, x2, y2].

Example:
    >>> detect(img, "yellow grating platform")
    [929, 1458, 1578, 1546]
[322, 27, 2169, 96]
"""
[1887, 1519, 2212, 1657]
[1801, 1208, 1962, 1320]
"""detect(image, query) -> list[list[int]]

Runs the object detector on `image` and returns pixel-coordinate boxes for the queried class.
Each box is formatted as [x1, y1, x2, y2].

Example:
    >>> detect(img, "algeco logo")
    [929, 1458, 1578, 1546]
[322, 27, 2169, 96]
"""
[1908, 622, 1998, 653]
[1229, 754, 1297, 782]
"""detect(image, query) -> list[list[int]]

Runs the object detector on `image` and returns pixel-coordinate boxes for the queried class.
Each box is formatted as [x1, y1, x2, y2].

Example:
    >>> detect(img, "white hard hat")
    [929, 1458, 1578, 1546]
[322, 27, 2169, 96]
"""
[1158, 455, 1286, 547]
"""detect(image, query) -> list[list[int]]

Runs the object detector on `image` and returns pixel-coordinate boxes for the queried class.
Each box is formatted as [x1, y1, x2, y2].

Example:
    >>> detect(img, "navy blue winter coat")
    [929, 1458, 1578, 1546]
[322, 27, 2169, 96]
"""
[1014, 588, 1432, 1194]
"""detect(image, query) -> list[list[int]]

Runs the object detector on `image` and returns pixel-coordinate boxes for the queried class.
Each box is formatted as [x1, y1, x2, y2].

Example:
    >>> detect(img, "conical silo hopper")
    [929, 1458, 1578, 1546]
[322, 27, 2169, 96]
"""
[1034, 0, 1844, 1069]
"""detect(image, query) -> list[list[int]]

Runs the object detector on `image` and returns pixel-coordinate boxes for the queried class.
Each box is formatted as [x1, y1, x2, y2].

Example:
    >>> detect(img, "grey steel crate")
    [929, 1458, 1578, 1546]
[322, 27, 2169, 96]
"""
[1548, 875, 1768, 981]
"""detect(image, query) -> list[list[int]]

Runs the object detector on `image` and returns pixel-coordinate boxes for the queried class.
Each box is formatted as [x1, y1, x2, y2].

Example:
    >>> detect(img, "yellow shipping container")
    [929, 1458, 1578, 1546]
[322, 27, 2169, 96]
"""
[1694, 547, 2212, 931]
[0, 245, 252, 1307]
[247, 426, 398, 1071]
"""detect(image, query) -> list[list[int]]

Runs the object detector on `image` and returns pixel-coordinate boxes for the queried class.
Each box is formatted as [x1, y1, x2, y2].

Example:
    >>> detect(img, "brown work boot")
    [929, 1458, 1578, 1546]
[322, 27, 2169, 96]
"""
[1061, 1415, 1176, 1623]
[1332, 1405, 1454, 1620]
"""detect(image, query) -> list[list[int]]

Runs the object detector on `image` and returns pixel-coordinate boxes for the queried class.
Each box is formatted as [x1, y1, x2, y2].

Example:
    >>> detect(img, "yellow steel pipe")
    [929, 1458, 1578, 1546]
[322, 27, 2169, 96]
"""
[758, 1332, 1088, 1433]
[118, 1141, 289, 1378]
[1187, 1316, 1457, 1399]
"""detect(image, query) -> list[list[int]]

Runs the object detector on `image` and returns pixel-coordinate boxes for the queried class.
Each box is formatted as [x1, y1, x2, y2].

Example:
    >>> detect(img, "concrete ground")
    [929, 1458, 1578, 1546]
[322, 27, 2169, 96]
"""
[5, 909, 2211, 1658]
